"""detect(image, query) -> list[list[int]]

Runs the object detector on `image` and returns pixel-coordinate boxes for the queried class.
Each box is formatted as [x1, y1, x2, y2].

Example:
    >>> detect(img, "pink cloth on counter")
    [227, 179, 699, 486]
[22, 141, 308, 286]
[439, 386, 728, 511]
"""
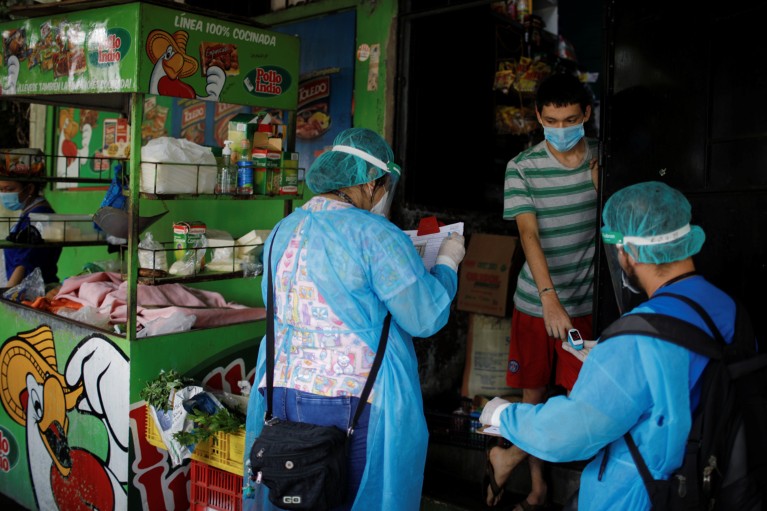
[55, 272, 265, 329]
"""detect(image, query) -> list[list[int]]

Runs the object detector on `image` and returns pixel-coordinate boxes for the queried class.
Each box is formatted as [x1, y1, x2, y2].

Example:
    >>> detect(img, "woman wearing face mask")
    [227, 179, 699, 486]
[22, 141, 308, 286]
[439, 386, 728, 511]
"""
[0, 179, 62, 288]
[243, 128, 466, 511]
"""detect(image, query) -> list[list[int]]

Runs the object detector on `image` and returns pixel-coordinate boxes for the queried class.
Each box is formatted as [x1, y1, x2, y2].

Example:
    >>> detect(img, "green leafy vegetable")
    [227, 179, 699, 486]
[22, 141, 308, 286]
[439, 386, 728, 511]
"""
[140, 369, 195, 411]
[173, 407, 244, 445]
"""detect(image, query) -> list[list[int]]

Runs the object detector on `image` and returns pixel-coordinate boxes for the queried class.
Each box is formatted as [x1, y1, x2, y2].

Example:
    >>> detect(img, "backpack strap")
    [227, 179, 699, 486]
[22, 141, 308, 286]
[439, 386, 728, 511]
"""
[653, 292, 726, 344]
[599, 312, 722, 359]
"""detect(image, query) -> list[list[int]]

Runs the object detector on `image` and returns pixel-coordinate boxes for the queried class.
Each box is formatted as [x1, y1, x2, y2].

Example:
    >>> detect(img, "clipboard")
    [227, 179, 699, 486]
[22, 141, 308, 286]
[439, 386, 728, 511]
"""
[404, 218, 464, 271]
[477, 425, 503, 437]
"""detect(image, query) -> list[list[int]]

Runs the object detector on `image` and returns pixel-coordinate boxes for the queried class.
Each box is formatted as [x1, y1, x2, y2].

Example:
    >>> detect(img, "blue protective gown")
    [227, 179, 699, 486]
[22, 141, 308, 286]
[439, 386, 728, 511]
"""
[244, 201, 457, 511]
[498, 275, 735, 510]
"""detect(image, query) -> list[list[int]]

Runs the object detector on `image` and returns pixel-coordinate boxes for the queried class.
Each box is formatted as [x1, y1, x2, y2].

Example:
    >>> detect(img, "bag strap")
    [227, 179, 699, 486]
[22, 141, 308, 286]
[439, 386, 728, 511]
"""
[653, 292, 726, 344]
[264, 226, 391, 437]
[349, 313, 390, 436]
[623, 433, 656, 492]
[600, 312, 722, 359]
[265, 229, 278, 420]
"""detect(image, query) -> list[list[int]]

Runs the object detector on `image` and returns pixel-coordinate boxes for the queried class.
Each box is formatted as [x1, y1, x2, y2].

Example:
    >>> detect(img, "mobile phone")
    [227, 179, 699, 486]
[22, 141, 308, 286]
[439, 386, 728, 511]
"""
[567, 329, 584, 351]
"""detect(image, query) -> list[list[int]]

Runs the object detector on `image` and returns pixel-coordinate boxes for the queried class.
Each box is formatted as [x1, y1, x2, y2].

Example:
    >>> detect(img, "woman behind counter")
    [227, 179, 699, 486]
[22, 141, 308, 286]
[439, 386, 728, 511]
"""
[0, 179, 62, 288]
[244, 128, 466, 511]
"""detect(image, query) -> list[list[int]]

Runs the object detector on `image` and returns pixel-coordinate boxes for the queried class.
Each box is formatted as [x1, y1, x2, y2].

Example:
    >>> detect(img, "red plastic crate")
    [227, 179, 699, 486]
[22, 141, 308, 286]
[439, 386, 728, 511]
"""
[190, 460, 243, 511]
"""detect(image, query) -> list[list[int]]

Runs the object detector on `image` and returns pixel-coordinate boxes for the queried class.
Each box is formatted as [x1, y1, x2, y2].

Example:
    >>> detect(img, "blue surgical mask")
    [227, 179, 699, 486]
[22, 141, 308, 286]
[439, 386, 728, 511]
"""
[0, 192, 23, 211]
[543, 123, 585, 152]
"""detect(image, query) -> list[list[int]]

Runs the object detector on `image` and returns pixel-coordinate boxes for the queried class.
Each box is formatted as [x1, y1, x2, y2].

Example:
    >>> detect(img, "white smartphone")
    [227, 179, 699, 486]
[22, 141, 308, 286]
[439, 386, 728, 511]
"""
[567, 328, 584, 351]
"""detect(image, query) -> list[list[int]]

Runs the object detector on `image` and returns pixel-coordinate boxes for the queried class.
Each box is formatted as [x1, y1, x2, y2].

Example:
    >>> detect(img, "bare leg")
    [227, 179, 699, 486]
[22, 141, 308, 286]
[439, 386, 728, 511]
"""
[515, 387, 548, 509]
[486, 443, 528, 506]
[485, 386, 548, 507]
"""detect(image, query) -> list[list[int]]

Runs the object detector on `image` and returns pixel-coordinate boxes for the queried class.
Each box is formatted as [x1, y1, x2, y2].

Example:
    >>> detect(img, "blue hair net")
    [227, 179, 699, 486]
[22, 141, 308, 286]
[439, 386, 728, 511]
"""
[306, 128, 395, 193]
[601, 181, 705, 264]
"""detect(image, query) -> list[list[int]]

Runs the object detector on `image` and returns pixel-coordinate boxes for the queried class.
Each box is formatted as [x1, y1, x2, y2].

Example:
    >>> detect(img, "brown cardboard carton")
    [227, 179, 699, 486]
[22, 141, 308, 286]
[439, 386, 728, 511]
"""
[457, 234, 521, 317]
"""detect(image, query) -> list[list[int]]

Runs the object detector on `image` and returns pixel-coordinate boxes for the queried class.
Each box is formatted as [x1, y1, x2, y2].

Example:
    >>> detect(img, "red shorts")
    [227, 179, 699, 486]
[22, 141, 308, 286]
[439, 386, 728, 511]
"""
[506, 308, 593, 391]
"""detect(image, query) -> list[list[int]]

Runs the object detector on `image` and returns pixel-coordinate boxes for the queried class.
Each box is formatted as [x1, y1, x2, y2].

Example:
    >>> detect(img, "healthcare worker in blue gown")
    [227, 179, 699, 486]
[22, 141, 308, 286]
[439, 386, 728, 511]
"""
[480, 181, 738, 511]
[243, 128, 466, 511]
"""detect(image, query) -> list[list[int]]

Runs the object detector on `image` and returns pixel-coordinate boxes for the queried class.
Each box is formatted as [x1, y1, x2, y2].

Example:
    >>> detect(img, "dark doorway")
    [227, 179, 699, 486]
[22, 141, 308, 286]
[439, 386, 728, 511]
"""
[598, 0, 767, 336]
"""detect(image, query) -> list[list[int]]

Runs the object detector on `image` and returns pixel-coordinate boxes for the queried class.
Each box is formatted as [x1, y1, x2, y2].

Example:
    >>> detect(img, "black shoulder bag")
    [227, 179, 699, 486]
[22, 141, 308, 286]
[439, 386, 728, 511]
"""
[249, 229, 391, 511]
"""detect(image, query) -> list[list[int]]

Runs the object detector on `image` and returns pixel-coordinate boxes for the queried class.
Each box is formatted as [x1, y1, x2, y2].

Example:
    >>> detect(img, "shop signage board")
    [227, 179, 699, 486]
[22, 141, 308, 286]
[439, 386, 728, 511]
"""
[0, 2, 299, 109]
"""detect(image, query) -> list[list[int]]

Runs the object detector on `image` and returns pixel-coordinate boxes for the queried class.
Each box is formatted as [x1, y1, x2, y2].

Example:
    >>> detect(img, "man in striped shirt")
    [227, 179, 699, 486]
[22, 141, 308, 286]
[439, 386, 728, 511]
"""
[485, 73, 598, 510]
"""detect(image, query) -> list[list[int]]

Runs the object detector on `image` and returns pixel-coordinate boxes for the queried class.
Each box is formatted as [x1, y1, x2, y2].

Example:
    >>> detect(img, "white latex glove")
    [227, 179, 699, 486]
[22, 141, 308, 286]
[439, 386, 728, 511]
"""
[435, 233, 466, 271]
[479, 397, 511, 427]
[561, 340, 598, 362]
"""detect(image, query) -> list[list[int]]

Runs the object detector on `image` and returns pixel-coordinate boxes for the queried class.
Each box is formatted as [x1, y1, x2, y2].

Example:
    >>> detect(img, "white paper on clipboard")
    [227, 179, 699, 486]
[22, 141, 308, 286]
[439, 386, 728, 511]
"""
[404, 222, 464, 271]
[477, 425, 503, 437]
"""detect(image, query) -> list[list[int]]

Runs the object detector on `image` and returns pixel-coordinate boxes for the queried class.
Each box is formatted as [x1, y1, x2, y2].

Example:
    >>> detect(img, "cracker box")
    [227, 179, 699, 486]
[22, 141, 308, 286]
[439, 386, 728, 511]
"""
[227, 114, 261, 161]
[173, 221, 207, 267]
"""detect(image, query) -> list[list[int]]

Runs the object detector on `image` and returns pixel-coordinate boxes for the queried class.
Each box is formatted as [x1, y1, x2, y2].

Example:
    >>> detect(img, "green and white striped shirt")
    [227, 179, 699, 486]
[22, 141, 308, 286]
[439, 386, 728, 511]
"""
[502, 138, 597, 318]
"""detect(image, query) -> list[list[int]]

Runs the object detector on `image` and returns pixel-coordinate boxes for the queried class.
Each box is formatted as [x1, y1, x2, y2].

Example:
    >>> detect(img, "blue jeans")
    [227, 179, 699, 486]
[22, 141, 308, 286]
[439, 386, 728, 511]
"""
[268, 387, 370, 511]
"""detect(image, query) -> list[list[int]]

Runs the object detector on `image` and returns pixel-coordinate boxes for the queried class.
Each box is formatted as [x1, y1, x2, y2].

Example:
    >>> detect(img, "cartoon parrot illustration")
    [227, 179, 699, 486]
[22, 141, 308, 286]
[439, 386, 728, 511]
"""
[146, 29, 225, 101]
[0, 327, 129, 511]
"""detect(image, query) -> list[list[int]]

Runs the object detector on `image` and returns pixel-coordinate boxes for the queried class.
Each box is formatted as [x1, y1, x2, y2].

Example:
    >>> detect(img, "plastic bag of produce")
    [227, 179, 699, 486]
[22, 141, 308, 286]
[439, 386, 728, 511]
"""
[138, 231, 168, 272]
[2, 267, 45, 303]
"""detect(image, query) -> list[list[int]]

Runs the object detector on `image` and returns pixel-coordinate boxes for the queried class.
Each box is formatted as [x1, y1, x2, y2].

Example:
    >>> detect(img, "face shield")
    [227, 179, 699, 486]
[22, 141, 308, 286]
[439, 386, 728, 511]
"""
[600, 224, 693, 313]
[331, 144, 401, 217]
[600, 235, 646, 315]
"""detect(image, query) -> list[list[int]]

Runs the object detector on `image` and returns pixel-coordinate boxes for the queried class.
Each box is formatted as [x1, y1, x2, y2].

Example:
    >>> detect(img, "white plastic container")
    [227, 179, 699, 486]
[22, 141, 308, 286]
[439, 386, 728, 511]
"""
[235, 229, 269, 260]
[28, 213, 101, 241]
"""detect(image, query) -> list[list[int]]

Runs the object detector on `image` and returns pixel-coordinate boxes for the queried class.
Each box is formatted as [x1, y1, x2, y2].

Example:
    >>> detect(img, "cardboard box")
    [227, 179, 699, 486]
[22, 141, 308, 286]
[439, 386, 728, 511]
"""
[457, 234, 521, 317]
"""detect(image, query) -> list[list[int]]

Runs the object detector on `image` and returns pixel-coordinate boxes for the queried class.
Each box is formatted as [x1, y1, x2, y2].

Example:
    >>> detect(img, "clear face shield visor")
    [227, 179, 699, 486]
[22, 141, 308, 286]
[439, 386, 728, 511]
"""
[600, 236, 644, 315]
[331, 144, 401, 217]
[371, 169, 400, 217]
[600, 224, 692, 313]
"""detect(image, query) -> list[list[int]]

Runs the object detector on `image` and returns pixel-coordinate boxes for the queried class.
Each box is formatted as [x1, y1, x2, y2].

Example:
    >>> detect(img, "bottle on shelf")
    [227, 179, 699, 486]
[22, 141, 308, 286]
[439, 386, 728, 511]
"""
[516, 0, 529, 23]
[237, 139, 254, 195]
[215, 140, 236, 195]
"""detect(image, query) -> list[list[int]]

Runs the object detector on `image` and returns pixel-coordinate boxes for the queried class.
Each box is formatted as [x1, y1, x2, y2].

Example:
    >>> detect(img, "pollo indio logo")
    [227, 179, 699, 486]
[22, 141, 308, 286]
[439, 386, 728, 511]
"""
[88, 28, 131, 66]
[243, 66, 291, 98]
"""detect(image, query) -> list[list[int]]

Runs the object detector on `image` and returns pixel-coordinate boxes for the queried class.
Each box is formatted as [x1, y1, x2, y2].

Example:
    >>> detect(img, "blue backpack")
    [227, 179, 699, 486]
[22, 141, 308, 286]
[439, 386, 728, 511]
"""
[599, 292, 767, 511]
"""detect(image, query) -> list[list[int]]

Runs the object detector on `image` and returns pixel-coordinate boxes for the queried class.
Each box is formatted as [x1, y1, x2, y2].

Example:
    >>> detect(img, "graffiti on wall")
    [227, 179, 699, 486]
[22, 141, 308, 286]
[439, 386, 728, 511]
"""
[0, 326, 129, 511]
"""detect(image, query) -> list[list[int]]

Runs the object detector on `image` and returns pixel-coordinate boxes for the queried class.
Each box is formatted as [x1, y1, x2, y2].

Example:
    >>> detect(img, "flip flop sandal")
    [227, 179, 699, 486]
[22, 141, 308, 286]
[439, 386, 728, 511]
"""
[483, 450, 505, 507]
